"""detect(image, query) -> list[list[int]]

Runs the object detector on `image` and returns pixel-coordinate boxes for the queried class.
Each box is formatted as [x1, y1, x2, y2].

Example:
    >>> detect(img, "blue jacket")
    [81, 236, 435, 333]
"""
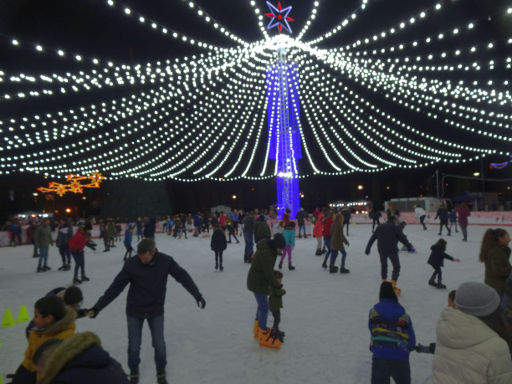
[283, 229, 295, 247]
[92, 252, 201, 318]
[193, 215, 201, 227]
[124, 229, 132, 245]
[368, 299, 415, 361]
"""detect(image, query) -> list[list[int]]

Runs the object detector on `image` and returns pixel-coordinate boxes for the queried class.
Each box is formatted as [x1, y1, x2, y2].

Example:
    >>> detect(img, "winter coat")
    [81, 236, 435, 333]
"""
[69, 230, 87, 251]
[21, 307, 76, 373]
[365, 222, 413, 255]
[56, 225, 73, 247]
[370, 210, 382, 220]
[313, 213, 324, 238]
[484, 245, 512, 298]
[106, 222, 116, 238]
[219, 215, 227, 227]
[124, 229, 132, 245]
[254, 220, 271, 243]
[242, 215, 255, 233]
[448, 210, 457, 222]
[330, 221, 348, 251]
[435, 207, 449, 222]
[428, 245, 454, 268]
[414, 207, 426, 218]
[34, 224, 52, 248]
[282, 229, 295, 248]
[322, 217, 333, 237]
[455, 205, 471, 225]
[342, 209, 351, 223]
[143, 220, 155, 238]
[503, 276, 512, 326]
[211, 229, 227, 251]
[269, 286, 286, 313]
[247, 239, 281, 295]
[296, 210, 305, 225]
[91, 252, 201, 318]
[368, 299, 415, 361]
[193, 214, 201, 227]
[431, 307, 512, 384]
[39, 332, 128, 384]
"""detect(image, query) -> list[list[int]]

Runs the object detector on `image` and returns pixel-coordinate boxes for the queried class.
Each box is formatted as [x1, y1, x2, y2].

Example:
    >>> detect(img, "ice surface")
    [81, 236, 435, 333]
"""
[0, 224, 492, 383]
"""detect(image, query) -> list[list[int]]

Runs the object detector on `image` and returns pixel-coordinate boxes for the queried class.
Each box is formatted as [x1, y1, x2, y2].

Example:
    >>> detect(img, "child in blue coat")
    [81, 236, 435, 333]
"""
[369, 282, 415, 384]
[279, 222, 296, 271]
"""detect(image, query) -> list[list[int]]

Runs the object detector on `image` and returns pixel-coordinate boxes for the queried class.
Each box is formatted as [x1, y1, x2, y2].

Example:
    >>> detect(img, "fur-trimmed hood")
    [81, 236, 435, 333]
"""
[42, 306, 76, 335]
[39, 332, 105, 384]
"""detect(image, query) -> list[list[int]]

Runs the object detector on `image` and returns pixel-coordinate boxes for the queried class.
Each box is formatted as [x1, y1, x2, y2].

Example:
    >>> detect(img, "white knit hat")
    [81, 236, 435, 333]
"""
[454, 282, 500, 317]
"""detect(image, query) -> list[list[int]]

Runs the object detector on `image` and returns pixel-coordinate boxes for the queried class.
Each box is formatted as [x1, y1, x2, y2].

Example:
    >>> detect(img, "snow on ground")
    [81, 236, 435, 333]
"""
[0, 223, 492, 383]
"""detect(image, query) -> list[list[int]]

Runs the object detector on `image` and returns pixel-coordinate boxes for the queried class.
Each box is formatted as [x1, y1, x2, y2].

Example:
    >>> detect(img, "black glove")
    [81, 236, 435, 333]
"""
[364, 249, 370, 255]
[415, 343, 436, 354]
[196, 295, 206, 309]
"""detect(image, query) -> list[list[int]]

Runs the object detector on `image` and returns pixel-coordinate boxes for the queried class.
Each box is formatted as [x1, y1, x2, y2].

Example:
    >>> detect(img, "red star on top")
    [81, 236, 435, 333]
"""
[265, 1, 294, 34]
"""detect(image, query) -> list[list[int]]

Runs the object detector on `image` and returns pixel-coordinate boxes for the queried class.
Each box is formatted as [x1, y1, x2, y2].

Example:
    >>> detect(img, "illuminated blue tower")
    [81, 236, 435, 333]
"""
[266, 47, 301, 220]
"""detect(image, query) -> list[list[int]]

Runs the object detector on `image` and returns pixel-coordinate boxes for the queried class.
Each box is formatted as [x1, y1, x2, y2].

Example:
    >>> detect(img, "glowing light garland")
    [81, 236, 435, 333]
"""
[38, 172, 105, 196]
[0, 1, 511, 182]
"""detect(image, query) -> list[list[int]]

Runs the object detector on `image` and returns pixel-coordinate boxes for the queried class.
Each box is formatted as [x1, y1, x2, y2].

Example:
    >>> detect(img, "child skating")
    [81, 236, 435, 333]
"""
[280, 222, 296, 270]
[269, 270, 286, 342]
[211, 225, 227, 271]
[427, 239, 460, 289]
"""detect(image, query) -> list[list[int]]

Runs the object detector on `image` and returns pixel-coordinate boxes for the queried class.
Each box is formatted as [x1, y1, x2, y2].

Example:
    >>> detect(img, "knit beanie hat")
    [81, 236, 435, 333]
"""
[454, 282, 500, 317]
[269, 233, 286, 250]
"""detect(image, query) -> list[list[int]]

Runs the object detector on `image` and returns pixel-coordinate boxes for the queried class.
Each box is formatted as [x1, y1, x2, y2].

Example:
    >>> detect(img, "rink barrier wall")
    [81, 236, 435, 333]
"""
[2, 212, 512, 247]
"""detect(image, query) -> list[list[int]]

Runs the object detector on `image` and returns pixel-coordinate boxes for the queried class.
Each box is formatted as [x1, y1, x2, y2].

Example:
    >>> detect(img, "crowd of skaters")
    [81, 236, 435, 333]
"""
[3, 201, 512, 383]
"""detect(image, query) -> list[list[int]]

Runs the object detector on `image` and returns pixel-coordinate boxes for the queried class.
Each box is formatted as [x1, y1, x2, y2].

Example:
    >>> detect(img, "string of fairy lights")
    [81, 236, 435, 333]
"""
[0, 0, 511, 181]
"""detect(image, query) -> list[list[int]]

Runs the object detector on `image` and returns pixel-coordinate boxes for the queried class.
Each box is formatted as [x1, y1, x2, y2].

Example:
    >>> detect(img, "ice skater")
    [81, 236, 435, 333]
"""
[435, 204, 451, 236]
[87, 239, 206, 384]
[279, 221, 296, 270]
[211, 225, 227, 271]
[329, 213, 350, 273]
[427, 239, 460, 289]
[414, 204, 427, 230]
[123, 225, 134, 261]
[365, 216, 414, 295]
[369, 282, 415, 384]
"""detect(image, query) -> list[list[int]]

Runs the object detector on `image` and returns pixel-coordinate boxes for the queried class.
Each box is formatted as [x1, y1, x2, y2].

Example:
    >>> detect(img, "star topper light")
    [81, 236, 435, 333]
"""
[266, 1, 294, 34]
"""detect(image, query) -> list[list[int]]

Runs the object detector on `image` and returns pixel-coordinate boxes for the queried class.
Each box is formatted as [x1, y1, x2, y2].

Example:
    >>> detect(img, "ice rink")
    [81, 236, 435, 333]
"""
[0, 223, 495, 383]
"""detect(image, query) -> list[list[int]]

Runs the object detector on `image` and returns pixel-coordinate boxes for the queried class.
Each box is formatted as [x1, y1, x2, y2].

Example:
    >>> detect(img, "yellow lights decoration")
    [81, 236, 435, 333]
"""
[38, 172, 105, 197]
[0, 0, 511, 182]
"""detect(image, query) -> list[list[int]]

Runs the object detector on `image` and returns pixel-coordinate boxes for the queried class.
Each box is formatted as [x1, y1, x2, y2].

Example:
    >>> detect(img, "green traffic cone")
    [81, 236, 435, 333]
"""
[1, 309, 16, 328]
[17, 305, 30, 323]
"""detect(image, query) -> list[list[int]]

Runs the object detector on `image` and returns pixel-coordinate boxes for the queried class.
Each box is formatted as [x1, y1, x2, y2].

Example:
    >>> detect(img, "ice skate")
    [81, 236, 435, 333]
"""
[73, 277, 81, 284]
[258, 328, 281, 349]
[81, 275, 90, 282]
[288, 263, 295, 271]
[339, 266, 350, 274]
[391, 280, 401, 295]
[157, 369, 167, 384]
[436, 281, 447, 289]
[428, 277, 436, 286]
[253, 320, 259, 339]
[278, 261, 283, 269]
[329, 265, 338, 273]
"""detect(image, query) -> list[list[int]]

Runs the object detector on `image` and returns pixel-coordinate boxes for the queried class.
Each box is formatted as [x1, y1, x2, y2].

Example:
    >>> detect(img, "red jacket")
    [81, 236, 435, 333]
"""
[69, 230, 87, 251]
[455, 205, 471, 224]
[313, 213, 324, 238]
[322, 217, 333, 237]
[219, 215, 227, 227]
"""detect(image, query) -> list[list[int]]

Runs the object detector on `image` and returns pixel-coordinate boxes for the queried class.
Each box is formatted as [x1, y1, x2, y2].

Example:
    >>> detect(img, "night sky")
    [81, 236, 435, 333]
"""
[1, 0, 512, 216]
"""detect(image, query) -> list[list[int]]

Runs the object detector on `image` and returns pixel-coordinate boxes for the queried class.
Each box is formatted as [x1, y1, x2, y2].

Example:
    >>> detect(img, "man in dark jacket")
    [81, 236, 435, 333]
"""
[296, 208, 306, 238]
[247, 234, 286, 349]
[242, 211, 255, 263]
[365, 217, 415, 294]
[33, 332, 128, 384]
[87, 239, 206, 384]
[253, 215, 271, 244]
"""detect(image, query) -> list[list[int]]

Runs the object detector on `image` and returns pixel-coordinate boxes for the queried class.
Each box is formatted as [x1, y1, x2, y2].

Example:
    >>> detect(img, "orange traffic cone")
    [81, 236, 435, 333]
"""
[258, 328, 281, 349]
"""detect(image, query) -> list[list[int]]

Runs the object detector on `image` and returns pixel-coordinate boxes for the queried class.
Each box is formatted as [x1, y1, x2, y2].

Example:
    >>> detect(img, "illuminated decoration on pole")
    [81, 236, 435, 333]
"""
[38, 172, 105, 197]
[0, 0, 511, 182]
[267, 47, 301, 219]
[266, 1, 295, 34]
[489, 155, 512, 170]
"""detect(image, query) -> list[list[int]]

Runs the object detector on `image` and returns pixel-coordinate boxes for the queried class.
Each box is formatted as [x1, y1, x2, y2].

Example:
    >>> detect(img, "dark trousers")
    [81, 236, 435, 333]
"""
[430, 266, 442, 281]
[372, 219, 380, 232]
[298, 223, 306, 237]
[243, 231, 254, 258]
[71, 250, 85, 278]
[59, 244, 71, 265]
[344, 221, 349, 235]
[124, 243, 133, 259]
[419, 215, 427, 230]
[322, 236, 332, 264]
[460, 223, 468, 240]
[439, 220, 450, 235]
[214, 250, 223, 267]
[371, 359, 410, 384]
[379, 252, 400, 282]
[227, 226, 238, 242]
[127, 315, 166, 372]
[272, 310, 281, 329]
